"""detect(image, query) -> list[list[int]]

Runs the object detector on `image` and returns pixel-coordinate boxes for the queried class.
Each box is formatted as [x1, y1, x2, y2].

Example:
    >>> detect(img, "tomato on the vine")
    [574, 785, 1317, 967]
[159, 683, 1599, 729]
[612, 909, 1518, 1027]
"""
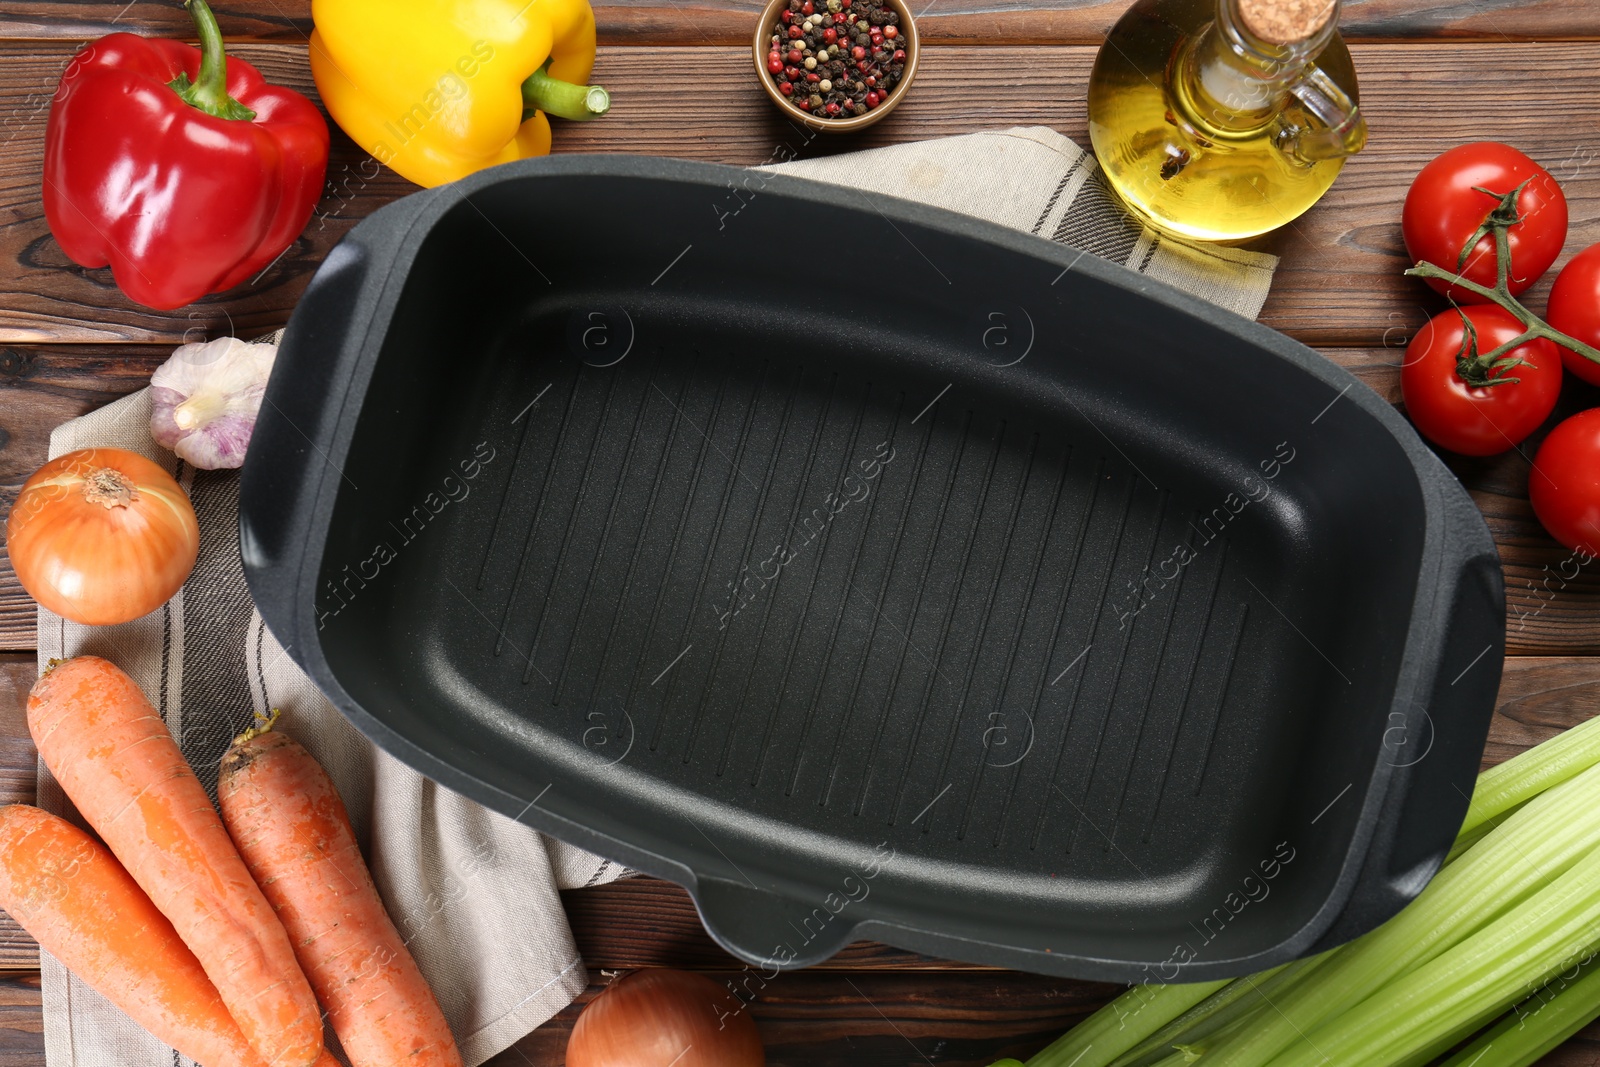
[1530, 408, 1600, 556]
[1545, 243, 1600, 389]
[1401, 305, 1562, 456]
[1402, 142, 1567, 302]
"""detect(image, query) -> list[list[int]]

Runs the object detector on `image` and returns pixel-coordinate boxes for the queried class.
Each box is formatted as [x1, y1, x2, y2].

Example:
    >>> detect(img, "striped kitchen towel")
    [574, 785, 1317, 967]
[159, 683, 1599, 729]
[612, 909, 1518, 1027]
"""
[765, 125, 1278, 320]
[35, 382, 627, 1067]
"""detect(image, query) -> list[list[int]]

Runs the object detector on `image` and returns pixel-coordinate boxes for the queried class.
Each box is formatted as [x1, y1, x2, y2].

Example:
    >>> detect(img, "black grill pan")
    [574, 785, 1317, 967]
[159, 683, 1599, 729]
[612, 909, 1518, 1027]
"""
[241, 155, 1504, 982]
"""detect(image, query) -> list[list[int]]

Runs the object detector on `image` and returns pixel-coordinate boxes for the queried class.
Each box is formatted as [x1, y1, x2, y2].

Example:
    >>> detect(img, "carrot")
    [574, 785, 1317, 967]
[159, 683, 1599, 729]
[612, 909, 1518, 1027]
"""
[218, 713, 462, 1067]
[27, 657, 323, 1067]
[0, 804, 339, 1067]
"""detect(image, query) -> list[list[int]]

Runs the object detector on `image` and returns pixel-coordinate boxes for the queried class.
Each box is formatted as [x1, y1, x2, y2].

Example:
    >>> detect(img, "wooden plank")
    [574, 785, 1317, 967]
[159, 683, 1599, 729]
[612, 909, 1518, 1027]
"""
[0, 974, 42, 1067]
[0, 0, 1594, 46]
[1, 42, 1599, 347]
[486, 970, 1600, 1067]
[0, 655, 34, 806]
[599, 0, 1600, 46]
[563, 877, 1002, 972]
[491, 970, 1120, 1067]
[1485, 656, 1600, 768]
[0, 964, 1598, 1066]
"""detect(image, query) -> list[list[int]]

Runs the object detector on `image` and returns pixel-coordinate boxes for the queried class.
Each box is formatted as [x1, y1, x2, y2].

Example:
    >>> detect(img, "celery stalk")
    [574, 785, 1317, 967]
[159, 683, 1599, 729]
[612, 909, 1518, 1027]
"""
[1445, 808, 1510, 866]
[1014, 723, 1600, 1067]
[1025, 980, 1230, 1067]
[1262, 845, 1600, 1067]
[1181, 763, 1600, 1066]
[1387, 1001, 1510, 1067]
[1135, 978, 1500, 1067]
[1107, 958, 1325, 1067]
[1440, 952, 1600, 1067]
[1461, 713, 1600, 837]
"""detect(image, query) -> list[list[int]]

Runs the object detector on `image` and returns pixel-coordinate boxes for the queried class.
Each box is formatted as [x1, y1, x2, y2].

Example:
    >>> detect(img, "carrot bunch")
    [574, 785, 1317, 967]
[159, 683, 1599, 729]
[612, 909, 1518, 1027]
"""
[0, 655, 461, 1067]
[0, 804, 338, 1067]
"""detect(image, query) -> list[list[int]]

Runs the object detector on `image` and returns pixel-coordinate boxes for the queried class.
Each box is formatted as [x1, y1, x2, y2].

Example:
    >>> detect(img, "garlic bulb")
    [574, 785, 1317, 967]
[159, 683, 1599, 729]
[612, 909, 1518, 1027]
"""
[149, 335, 278, 470]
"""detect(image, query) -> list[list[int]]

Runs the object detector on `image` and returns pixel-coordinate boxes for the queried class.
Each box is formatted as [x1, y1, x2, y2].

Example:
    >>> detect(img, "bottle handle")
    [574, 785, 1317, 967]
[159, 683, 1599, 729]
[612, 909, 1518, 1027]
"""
[1278, 63, 1367, 164]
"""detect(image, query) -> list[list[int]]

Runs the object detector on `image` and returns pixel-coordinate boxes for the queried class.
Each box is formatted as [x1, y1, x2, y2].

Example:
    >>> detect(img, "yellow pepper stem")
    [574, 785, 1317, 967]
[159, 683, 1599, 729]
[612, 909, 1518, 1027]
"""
[520, 59, 610, 122]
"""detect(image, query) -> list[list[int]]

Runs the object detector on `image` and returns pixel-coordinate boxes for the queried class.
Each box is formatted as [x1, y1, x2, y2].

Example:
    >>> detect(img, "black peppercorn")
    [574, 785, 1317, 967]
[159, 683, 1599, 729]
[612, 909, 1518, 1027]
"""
[767, 0, 908, 119]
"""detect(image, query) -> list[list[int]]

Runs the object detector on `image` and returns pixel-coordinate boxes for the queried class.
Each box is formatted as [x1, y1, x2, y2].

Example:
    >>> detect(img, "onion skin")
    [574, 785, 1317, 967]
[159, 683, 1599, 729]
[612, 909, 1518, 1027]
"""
[7, 448, 199, 626]
[567, 968, 766, 1067]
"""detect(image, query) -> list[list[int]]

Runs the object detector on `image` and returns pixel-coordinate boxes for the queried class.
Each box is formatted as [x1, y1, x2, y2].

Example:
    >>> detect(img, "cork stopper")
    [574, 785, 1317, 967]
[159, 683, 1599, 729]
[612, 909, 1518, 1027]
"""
[1237, 0, 1336, 44]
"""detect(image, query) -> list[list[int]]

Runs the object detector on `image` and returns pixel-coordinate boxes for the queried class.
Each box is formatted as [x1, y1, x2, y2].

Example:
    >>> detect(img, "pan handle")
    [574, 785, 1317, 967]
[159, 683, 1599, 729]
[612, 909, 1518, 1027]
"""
[240, 196, 424, 657]
[1312, 487, 1504, 950]
[692, 877, 862, 970]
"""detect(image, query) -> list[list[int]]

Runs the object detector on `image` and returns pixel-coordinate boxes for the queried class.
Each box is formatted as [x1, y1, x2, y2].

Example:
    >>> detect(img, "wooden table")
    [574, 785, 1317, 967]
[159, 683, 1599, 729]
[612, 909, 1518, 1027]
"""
[3, 0, 1600, 1063]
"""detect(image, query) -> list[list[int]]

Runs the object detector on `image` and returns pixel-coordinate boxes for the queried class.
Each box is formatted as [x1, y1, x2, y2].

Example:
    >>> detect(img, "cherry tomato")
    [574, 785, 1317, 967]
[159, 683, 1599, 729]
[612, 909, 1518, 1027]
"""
[1402, 142, 1568, 302]
[1401, 305, 1562, 456]
[1529, 408, 1600, 556]
[1545, 243, 1600, 388]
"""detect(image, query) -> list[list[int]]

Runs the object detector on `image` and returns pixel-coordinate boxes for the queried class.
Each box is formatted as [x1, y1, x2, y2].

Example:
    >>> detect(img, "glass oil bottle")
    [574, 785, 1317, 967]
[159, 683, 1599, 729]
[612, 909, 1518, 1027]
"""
[1088, 0, 1367, 242]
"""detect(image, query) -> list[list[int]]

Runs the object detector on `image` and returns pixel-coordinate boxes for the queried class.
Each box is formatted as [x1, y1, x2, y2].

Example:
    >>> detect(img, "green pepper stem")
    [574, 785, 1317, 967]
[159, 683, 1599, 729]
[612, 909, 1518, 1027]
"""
[169, 0, 256, 121]
[520, 59, 610, 122]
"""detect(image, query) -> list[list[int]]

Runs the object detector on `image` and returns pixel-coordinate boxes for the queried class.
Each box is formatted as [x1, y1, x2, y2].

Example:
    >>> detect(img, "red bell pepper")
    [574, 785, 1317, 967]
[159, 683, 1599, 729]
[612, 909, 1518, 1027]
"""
[43, 0, 329, 311]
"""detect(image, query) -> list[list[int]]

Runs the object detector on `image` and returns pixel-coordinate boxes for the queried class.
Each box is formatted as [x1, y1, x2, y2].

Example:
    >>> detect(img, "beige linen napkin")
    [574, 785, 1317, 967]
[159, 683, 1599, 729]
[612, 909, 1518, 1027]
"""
[763, 126, 1278, 320]
[36, 388, 627, 1067]
[33, 126, 1276, 1067]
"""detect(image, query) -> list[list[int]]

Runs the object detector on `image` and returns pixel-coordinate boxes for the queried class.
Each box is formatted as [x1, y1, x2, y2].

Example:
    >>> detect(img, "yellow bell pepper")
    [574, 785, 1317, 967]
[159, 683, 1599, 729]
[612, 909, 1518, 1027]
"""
[309, 0, 609, 188]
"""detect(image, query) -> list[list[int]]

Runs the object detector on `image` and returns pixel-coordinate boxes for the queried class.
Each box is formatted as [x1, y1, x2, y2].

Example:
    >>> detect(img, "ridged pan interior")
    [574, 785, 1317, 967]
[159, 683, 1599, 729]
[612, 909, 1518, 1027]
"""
[310, 174, 1425, 970]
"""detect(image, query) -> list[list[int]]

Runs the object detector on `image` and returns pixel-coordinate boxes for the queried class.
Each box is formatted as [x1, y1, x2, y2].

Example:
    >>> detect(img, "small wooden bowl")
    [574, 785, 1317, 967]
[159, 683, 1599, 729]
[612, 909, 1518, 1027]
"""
[753, 0, 919, 133]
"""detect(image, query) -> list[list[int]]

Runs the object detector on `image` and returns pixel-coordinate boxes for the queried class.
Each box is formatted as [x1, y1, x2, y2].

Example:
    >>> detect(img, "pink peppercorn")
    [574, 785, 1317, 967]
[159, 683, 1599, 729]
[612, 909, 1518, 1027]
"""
[766, 0, 907, 120]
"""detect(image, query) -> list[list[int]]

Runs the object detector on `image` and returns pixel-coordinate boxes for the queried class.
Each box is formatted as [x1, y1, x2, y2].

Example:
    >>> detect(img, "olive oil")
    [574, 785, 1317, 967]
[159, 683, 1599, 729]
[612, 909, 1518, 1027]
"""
[1088, 0, 1365, 243]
